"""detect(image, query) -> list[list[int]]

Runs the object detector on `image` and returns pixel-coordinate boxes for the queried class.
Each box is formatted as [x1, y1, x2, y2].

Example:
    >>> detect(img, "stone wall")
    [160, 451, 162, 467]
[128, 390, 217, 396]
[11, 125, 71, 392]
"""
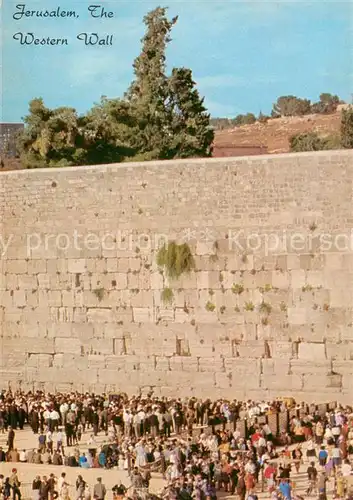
[1, 150, 353, 402]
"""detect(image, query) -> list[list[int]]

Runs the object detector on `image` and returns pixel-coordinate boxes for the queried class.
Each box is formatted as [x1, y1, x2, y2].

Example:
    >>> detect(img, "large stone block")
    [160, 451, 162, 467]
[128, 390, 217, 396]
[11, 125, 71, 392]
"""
[298, 342, 326, 361]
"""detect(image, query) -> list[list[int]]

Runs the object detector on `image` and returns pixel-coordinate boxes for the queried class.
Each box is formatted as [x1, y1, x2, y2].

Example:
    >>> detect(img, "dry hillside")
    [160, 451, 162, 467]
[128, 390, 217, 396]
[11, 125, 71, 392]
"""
[214, 110, 342, 154]
[0, 109, 346, 171]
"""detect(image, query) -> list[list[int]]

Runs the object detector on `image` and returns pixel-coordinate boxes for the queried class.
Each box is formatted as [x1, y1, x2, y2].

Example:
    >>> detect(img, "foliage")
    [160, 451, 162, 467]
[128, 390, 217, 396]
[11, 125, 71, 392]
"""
[259, 301, 272, 314]
[161, 287, 174, 304]
[244, 301, 254, 311]
[18, 7, 213, 167]
[272, 95, 311, 117]
[311, 93, 340, 114]
[341, 108, 353, 149]
[231, 283, 244, 294]
[233, 113, 256, 126]
[205, 301, 215, 312]
[258, 111, 270, 123]
[210, 93, 343, 132]
[289, 132, 341, 152]
[156, 241, 195, 279]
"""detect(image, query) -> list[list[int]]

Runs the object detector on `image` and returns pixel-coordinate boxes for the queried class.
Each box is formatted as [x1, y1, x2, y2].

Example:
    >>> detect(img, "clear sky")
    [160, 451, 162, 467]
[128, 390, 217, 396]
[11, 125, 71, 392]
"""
[1, 0, 353, 122]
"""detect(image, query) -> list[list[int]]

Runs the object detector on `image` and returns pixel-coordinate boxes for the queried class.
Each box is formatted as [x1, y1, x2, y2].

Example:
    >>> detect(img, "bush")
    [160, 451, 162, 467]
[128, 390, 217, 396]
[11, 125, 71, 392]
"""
[341, 108, 353, 149]
[289, 132, 341, 152]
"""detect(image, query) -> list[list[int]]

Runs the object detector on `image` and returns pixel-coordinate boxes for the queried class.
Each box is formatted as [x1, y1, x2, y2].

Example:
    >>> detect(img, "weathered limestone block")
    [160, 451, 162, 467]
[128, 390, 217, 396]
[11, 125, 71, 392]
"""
[288, 307, 307, 325]
[55, 337, 82, 355]
[326, 342, 353, 361]
[298, 342, 326, 360]
[290, 360, 331, 375]
[196, 271, 211, 290]
[6, 259, 27, 274]
[194, 308, 218, 324]
[261, 359, 290, 376]
[155, 357, 170, 371]
[261, 374, 303, 391]
[27, 259, 47, 274]
[302, 373, 342, 390]
[2, 338, 55, 354]
[188, 343, 214, 357]
[150, 272, 163, 290]
[269, 341, 294, 359]
[225, 358, 261, 375]
[67, 259, 87, 273]
[290, 270, 306, 289]
[271, 271, 290, 289]
[132, 307, 153, 322]
[87, 308, 114, 323]
[198, 357, 225, 373]
[237, 341, 265, 358]
[215, 372, 231, 389]
[174, 308, 192, 323]
[332, 361, 353, 375]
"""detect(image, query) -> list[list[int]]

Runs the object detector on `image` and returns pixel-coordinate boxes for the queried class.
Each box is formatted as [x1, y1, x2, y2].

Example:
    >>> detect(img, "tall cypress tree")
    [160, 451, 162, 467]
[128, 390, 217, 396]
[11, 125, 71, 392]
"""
[127, 6, 213, 160]
[126, 7, 178, 160]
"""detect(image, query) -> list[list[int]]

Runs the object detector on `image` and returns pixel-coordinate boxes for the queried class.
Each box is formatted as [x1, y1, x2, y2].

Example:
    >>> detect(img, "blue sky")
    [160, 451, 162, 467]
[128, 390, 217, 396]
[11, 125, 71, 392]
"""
[1, 0, 353, 121]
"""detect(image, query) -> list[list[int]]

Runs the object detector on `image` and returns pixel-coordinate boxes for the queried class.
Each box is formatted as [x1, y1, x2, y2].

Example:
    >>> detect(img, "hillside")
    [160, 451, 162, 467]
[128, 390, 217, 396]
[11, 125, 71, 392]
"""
[214, 110, 342, 154]
[0, 109, 345, 171]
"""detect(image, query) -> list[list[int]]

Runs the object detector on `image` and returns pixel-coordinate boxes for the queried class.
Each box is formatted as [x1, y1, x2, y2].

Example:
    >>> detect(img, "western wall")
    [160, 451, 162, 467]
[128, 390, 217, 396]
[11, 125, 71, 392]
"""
[1, 150, 353, 403]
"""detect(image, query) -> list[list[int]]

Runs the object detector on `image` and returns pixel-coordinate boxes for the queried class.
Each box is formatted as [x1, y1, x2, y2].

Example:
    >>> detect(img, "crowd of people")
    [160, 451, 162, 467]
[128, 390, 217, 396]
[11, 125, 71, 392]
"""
[0, 389, 353, 499]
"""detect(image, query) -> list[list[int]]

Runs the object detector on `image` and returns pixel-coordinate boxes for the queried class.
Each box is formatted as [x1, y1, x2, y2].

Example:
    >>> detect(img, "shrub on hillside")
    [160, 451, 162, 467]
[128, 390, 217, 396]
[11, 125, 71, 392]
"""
[341, 108, 353, 149]
[289, 132, 340, 152]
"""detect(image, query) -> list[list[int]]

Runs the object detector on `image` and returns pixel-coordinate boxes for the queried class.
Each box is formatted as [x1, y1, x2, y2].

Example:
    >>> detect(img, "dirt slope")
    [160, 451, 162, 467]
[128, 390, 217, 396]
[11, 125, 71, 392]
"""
[214, 111, 342, 154]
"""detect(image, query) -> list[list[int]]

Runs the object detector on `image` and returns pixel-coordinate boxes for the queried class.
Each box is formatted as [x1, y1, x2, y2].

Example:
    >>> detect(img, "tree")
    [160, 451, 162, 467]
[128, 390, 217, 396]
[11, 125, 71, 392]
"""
[125, 7, 177, 159]
[18, 97, 137, 168]
[164, 67, 213, 158]
[272, 96, 311, 117]
[17, 98, 83, 168]
[126, 7, 213, 160]
[233, 113, 256, 126]
[258, 111, 269, 124]
[311, 93, 340, 114]
[341, 108, 353, 148]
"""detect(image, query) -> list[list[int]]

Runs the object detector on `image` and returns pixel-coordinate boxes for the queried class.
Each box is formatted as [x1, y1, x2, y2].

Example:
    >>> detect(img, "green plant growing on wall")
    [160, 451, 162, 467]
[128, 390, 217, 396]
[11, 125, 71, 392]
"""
[280, 301, 287, 312]
[205, 301, 215, 312]
[161, 287, 174, 305]
[93, 288, 105, 301]
[302, 285, 313, 292]
[244, 301, 254, 311]
[156, 241, 195, 279]
[232, 283, 244, 295]
[259, 301, 272, 314]
[220, 306, 226, 314]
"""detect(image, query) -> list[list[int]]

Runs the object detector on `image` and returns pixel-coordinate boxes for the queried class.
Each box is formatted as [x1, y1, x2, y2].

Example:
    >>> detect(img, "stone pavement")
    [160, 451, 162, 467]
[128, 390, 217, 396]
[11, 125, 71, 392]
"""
[0, 427, 340, 499]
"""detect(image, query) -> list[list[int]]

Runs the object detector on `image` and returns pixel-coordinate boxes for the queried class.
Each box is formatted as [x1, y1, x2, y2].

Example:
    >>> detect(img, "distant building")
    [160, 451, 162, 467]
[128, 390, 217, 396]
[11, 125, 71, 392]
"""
[0, 123, 24, 157]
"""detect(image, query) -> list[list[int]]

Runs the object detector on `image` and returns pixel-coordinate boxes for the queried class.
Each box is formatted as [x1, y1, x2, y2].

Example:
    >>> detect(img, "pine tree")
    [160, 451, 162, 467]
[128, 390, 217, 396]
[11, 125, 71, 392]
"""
[126, 7, 178, 159]
[164, 67, 213, 158]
